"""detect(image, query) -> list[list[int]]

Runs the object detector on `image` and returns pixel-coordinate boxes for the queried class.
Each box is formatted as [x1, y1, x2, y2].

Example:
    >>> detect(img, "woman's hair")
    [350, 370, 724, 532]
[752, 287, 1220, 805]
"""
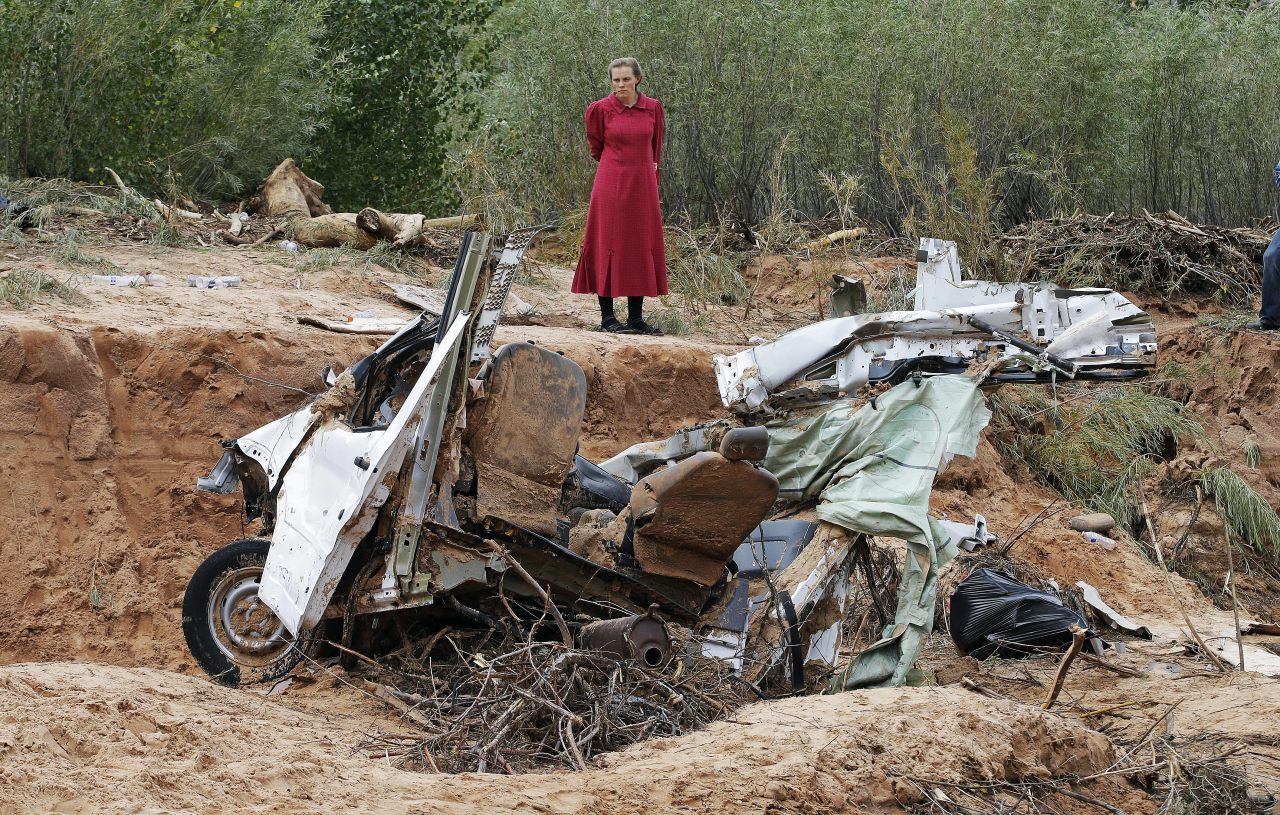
[608, 57, 643, 81]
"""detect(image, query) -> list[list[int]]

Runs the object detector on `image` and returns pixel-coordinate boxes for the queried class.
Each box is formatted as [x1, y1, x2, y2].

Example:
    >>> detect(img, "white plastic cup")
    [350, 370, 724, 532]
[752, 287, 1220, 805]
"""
[186, 275, 241, 289]
[1080, 530, 1117, 551]
[90, 274, 148, 286]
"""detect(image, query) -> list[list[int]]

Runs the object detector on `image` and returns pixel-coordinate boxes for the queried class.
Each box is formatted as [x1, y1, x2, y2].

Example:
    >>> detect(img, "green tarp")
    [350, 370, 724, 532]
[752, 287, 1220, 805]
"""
[760, 374, 991, 689]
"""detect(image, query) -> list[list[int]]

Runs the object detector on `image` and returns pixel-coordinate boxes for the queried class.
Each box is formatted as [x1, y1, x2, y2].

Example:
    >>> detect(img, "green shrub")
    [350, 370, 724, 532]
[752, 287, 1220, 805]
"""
[991, 384, 1204, 531]
[307, 0, 496, 214]
[1200, 466, 1280, 566]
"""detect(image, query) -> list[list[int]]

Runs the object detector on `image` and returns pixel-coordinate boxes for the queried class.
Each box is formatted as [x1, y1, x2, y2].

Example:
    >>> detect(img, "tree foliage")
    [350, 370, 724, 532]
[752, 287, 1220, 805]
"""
[468, 0, 1280, 230]
[309, 0, 496, 213]
[0, 0, 337, 198]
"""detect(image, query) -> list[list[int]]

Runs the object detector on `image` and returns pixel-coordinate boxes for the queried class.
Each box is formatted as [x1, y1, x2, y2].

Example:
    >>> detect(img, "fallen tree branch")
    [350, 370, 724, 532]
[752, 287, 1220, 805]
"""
[1043, 625, 1086, 710]
[803, 227, 868, 252]
[1223, 525, 1247, 671]
[154, 199, 203, 221]
[1141, 491, 1232, 673]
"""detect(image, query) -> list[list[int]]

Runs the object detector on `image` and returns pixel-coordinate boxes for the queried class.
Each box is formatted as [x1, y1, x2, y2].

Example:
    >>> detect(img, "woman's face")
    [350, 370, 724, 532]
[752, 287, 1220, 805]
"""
[610, 66, 638, 103]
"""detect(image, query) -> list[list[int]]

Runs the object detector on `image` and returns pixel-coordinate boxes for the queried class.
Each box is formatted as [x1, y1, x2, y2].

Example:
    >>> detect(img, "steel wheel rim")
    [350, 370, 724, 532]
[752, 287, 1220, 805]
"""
[207, 565, 292, 667]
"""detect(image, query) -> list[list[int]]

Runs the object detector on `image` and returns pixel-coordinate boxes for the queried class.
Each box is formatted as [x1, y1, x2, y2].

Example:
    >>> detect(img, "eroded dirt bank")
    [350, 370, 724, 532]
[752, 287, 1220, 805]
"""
[2, 243, 1280, 814]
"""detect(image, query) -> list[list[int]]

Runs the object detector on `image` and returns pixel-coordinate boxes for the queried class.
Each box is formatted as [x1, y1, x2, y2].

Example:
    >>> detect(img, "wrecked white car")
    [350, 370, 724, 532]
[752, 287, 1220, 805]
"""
[183, 235, 1156, 691]
[184, 230, 813, 687]
[715, 237, 1157, 414]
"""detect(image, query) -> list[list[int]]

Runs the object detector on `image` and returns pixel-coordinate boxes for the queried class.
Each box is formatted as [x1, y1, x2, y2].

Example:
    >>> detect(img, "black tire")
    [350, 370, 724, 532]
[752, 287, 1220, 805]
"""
[182, 538, 314, 687]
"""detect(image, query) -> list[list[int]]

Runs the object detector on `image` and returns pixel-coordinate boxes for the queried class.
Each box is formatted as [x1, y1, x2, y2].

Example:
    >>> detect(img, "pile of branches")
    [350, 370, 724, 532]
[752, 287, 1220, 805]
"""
[999, 210, 1272, 307]
[357, 628, 750, 774]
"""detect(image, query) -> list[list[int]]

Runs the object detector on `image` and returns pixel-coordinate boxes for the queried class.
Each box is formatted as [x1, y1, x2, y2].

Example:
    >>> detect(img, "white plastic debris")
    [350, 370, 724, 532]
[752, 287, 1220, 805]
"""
[90, 274, 167, 286]
[1080, 530, 1117, 551]
[187, 275, 241, 289]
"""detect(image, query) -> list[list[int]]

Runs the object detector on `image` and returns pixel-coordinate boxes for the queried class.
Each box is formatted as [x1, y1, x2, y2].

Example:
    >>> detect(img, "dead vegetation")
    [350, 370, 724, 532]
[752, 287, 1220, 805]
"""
[999, 211, 1273, 305]
[351, 628, 748, 774]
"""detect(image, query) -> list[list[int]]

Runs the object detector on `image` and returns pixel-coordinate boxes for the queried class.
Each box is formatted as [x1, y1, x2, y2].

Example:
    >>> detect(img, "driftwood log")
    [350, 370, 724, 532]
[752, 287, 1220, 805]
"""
[231, 158, 475, 249]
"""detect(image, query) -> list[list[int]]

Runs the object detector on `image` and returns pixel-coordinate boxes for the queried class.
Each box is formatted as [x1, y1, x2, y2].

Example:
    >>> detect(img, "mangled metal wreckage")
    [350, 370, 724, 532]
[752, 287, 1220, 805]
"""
[185, 235, 1157, 690]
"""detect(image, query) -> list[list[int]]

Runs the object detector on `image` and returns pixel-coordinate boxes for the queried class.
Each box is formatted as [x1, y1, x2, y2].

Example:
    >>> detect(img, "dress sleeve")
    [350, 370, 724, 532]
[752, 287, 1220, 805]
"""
[585, 102, 605, 162]
[652, 101, 665, 168]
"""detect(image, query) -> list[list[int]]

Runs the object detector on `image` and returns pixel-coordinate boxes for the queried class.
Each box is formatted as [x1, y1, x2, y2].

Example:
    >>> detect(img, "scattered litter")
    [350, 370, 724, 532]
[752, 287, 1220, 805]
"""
[90, 274, 167, 286]
[1069, 513, 1115, 534]
[1080, 530, 1117, 551]
[1077, 581, 1152, 638]
[187, 275, 241, 289]
[949, 568, 1098, 659]
[280, 240, 299, 254]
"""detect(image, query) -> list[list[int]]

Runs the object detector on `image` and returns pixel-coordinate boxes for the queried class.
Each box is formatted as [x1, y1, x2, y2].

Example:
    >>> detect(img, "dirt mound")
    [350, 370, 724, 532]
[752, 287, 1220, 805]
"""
[0, 661, 1114, 815]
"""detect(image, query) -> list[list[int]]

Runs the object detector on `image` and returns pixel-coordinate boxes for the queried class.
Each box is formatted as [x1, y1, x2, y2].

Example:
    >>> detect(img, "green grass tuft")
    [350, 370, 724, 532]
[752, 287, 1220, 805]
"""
[990, 384, 1203, 531]
[293, 244, 423, 277]
[1243, 436, 1262, 470]
[1200, 466, 1280, 566]
[1196, 311, 1254, 332]
[649, 307, 690, 336]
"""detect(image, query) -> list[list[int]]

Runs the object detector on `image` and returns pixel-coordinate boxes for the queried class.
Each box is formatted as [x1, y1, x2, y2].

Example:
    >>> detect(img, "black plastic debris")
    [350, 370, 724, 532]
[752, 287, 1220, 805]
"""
[949, 568, 1097, 659]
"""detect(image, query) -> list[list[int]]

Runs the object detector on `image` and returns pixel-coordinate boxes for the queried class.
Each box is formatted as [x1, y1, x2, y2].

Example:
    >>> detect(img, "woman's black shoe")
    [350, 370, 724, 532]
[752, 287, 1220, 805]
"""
[627, 319, 664, 336]
[601, 316, 637, 333]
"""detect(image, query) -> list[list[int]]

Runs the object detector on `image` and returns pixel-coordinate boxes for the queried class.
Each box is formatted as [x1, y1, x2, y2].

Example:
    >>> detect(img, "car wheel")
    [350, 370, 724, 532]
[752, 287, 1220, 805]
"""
[182, 537, 313, 687]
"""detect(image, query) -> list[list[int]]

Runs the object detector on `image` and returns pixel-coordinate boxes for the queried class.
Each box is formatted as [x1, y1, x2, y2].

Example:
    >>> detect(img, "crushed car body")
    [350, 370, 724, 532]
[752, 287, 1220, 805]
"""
[714, 237, 1157, 414]
[185, 233, 1157, 691]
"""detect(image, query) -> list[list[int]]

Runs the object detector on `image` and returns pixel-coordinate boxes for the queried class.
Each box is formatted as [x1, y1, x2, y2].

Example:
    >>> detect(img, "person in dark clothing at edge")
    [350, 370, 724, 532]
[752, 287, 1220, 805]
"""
[1247, 159, 1280, 331]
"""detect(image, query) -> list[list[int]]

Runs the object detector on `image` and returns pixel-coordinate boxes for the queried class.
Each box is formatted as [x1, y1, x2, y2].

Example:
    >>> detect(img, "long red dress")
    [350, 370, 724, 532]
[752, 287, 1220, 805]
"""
[572, 92, 668, 297]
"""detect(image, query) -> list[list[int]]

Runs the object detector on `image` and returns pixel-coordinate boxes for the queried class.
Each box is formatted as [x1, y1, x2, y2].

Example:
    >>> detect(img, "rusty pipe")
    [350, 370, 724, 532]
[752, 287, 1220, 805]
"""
[577, 605, 671, 667]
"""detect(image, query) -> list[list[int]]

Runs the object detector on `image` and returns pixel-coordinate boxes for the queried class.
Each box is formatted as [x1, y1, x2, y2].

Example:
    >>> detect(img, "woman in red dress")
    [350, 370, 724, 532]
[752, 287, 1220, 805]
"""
[572, 57, 668, 335]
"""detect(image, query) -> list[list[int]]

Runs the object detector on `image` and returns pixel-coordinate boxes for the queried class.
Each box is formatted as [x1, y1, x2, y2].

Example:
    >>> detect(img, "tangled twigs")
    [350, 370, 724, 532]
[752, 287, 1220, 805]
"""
[357, 632, 748, 774]
[485, 539, 572, 647]
[1000, 211, 1269, 306]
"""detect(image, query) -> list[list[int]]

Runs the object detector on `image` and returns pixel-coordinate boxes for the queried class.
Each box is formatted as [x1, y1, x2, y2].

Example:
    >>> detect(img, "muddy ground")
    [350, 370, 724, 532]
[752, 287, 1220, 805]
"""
[1, 233, 1279, 813]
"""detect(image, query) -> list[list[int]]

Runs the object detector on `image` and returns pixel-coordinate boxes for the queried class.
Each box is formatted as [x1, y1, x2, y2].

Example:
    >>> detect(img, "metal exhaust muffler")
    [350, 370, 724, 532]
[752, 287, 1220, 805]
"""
[578, 605, 671, 667]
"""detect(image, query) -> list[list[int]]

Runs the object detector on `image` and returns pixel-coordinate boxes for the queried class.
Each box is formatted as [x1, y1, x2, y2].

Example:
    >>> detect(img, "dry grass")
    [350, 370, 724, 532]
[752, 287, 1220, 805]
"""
[0, 267, 83, 309]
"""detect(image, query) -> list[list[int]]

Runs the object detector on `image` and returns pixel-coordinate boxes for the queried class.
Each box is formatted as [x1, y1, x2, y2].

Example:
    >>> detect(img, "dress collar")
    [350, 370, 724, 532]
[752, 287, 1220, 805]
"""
[607, 92, 655, 112]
